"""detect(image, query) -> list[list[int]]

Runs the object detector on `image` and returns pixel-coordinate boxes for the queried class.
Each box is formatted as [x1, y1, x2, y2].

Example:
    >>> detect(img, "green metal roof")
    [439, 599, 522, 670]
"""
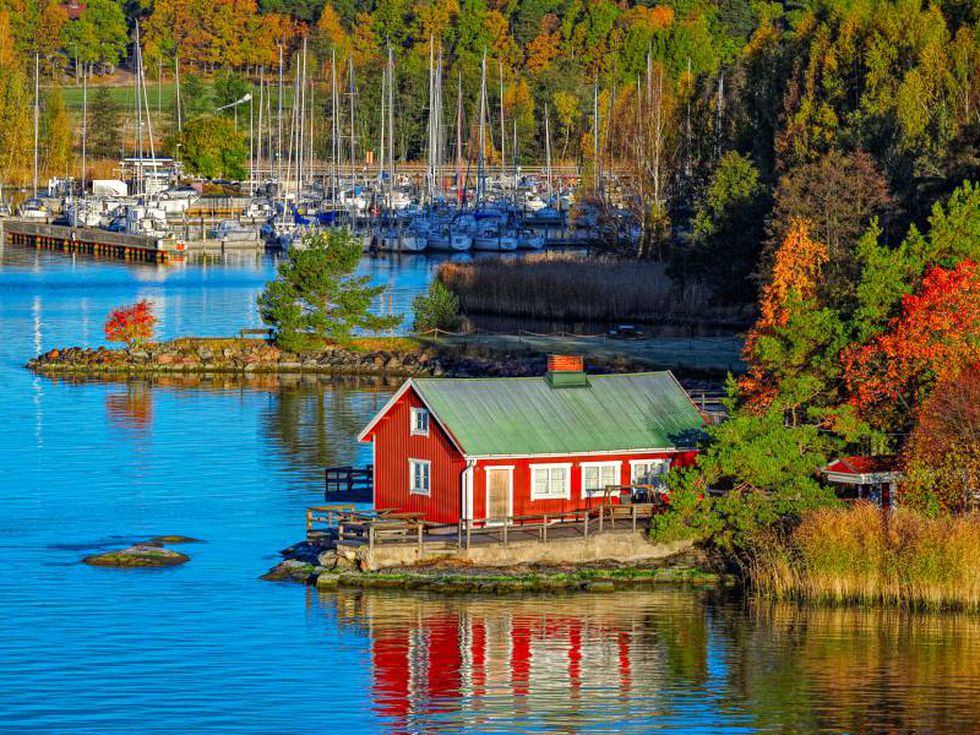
[412, 372, 706, 457]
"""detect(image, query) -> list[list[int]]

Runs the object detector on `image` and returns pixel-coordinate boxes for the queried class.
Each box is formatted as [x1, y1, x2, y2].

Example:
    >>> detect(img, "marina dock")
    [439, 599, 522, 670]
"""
[2, 218, 177, 263]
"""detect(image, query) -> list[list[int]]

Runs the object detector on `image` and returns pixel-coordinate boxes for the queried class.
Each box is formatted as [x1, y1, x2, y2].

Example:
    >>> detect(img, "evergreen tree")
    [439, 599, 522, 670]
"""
[88, 86, 121, 160]
[258, 229, 402, 351]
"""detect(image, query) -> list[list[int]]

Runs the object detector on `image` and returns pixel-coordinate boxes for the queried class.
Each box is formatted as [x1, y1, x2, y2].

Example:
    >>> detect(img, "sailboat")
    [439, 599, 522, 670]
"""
[374, 48, 424, 253]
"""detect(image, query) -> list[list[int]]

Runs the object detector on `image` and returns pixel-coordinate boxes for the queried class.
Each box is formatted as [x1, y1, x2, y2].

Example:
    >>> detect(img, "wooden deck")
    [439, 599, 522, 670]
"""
[307, 493, 668, 557]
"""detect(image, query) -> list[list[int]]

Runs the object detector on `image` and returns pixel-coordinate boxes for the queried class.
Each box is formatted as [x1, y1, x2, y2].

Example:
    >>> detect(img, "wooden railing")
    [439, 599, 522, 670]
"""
[309, 494, 669, 554]
[306, 504, 357, 535]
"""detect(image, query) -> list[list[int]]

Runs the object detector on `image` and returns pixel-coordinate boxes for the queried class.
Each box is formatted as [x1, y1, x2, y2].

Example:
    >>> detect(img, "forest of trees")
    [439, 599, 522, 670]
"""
[3, 0, 980, 284]
[0, 0, 975, 511]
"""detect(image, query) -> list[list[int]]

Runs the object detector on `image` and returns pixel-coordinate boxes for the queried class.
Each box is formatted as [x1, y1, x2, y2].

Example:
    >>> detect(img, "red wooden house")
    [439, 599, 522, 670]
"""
[357, 356, 707, 525]
[822, 455, 902, 508]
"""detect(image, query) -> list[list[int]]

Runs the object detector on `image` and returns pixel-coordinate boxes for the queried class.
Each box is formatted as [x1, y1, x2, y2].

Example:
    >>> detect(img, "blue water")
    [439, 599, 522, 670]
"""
[2, 245, 980, 734]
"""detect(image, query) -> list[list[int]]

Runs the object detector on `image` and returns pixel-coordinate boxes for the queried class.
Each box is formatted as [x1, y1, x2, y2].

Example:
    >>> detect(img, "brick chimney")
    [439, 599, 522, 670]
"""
[546, 354, 588, 388]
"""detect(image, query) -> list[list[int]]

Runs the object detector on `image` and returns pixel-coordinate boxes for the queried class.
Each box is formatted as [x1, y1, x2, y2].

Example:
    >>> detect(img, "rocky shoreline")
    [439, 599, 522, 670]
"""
[261, 540, 723, 593]
[26, 337, 650, 380]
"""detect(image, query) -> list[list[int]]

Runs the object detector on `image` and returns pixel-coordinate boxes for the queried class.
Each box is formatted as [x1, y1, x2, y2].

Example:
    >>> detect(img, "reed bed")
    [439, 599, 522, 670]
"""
[437, 253, 749, 326]
[750, 502, 980, 611]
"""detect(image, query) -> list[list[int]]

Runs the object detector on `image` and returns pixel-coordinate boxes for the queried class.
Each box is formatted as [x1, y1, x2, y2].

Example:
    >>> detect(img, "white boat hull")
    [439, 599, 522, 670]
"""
[472, 235, 518, 251]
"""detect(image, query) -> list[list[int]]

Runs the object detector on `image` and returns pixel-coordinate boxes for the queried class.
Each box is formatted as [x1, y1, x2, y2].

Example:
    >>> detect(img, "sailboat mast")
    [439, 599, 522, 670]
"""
[456, 72, 462, 206]
[308, 62, 315, 190]
[31, 53, 38, 197]
[81, 63, 87, 197]
[545, 103, 552, 199]
[378, 50, 385, 191]
[134, 42, 142, 196]
[387, 46, 394, 198]
[175, 51, 182, 134]
[331, 49, 337, 213]
[349, 55, 355, 195]
[277, 45, 284, 191]
[298, 39, 307, 191]
[257, 67, 264, 185]
[499, 61, 505, 192]
[593, 76, 599, 198]
[435, 43, 443, 199]
[477, 53, 486, 207]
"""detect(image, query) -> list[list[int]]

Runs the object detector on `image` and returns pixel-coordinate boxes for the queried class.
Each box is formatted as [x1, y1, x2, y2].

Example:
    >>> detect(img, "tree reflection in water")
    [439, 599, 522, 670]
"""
[262, 375, 395, 479]
[310, 589, 980, 734]
[105, 382, 153, 431]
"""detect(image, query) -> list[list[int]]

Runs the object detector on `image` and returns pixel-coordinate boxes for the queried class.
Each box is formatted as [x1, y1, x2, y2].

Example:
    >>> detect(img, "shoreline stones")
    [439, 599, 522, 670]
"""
[25, 339, 661, 381]
[262, 543, 720, 593]
[83, 543, 190, 568]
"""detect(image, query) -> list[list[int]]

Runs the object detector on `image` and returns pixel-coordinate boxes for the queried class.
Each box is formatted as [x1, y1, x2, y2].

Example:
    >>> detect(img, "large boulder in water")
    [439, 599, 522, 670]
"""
[83, 543, 190, 568]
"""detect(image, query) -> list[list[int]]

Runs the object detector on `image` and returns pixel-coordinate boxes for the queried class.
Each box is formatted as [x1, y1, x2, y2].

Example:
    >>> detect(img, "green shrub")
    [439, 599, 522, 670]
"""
[412, 279, 464, 333]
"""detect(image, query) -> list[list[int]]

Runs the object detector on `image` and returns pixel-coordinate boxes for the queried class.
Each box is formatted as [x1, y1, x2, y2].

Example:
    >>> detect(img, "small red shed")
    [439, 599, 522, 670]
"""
[357, 358, 707, 525]
[822, 455, 902, 508]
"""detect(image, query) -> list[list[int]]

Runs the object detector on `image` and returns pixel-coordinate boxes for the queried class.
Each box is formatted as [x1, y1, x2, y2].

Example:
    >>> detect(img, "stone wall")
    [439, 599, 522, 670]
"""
[342, 531, 695, 571]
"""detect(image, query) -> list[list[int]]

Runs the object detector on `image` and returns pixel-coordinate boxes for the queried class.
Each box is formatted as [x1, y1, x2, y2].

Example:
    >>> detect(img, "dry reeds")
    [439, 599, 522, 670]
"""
[750, 502, 980, 611]
[437, 253, 749, 326]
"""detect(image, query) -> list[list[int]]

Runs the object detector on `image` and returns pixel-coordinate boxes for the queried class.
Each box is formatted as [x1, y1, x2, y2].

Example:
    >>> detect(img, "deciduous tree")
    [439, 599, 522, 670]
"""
[171, 115, 247, 179]
[844, 259, 980, 430]
[901, 365, 980, 513]
[104, 301, 157, 348]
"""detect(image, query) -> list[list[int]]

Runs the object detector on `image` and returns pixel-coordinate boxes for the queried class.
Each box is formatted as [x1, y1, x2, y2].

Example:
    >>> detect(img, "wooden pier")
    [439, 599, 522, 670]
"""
[2, 218, 177, 263]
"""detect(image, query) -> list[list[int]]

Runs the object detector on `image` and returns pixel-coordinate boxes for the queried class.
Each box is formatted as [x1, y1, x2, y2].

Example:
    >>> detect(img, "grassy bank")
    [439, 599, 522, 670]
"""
[750, 503, 980, 611]
[437, 253, 752, 328]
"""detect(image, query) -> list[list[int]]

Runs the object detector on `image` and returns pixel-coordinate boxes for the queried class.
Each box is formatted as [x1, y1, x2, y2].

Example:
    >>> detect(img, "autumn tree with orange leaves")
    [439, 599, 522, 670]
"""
[104, 301, 157, 349]
[739, 219, 849, 419]
[843, 259, 980, 431]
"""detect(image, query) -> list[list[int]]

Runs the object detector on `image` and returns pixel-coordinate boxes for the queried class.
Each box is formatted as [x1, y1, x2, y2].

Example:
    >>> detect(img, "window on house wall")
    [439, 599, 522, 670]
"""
[631, 459, 670, 485]
[410, 407, 429, 436]
[409, 458, 431, 495]
[530, 464, 571, 500]
[581, 462, 621, 497]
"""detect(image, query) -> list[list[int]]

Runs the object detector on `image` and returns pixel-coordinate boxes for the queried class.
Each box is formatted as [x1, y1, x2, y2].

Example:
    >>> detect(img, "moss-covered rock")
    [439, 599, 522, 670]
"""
[83, 544, 190, 568]
[260, 559, 318, 583]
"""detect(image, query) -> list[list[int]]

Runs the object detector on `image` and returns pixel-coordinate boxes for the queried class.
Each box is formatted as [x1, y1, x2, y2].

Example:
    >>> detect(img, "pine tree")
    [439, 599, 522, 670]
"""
[259, 229, 402, 351]
[89, 86, 121, 160]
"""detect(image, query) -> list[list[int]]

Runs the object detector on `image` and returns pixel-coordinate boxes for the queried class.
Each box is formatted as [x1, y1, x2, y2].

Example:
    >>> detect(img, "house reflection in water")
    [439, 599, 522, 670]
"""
[322, 590, 712, 733]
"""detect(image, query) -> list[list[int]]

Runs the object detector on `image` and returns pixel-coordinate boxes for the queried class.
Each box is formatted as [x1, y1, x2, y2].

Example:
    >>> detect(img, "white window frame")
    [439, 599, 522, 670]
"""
[580, 461, 622, 498]
[529, 463, 573, 501]
[410, 407, 430, 437]
[409, 458, 431, 496]
[630, 459, 670, 485]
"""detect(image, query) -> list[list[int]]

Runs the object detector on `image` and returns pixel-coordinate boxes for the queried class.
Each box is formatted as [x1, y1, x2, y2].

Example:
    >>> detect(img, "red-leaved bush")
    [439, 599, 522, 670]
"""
[104, 300, 157, 348]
